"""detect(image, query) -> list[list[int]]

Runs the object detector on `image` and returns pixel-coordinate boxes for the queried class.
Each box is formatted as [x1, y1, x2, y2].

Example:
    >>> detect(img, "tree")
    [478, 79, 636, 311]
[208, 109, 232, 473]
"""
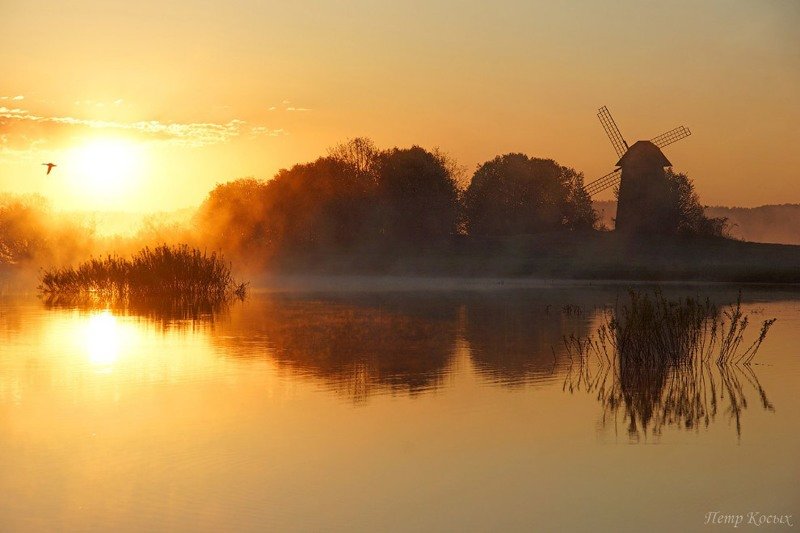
[663, 169, 728, 237]
[194, 140, 463, 262]
[267, 156, 377, 250]
[328, 137, 379, 180]
[463, 154, 597, 236]
[374, 146, 460, 245]
[194, 178, 273, 260]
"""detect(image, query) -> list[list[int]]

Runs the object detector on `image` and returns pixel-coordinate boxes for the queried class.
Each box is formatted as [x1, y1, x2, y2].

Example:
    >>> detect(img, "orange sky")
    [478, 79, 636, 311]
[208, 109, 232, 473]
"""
[1, 1, 798, 211]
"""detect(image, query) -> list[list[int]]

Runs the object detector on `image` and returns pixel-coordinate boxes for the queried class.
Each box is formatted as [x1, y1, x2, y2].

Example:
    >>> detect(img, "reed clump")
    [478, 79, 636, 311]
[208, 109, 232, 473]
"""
[39, 244, 248, 304]
[566, 289, 775, 367]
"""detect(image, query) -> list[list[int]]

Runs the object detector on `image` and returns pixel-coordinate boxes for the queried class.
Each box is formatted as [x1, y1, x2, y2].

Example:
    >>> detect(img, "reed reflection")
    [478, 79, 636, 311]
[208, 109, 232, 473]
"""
[563, 290, 776, 439]
[566, 356, 773, 440]
[41, 293, 228, 329]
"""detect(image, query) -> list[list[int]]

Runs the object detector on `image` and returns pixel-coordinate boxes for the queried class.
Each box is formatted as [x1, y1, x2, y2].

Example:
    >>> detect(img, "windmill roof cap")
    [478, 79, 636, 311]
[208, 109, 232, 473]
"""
[616, 140, 671, 167]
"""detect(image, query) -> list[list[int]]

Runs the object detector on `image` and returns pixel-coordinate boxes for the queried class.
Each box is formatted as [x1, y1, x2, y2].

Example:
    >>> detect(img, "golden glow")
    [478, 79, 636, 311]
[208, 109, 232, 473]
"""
[84, 311, 123, 367]
[1, 3, 798, 209]
[66, 138, 144, 200]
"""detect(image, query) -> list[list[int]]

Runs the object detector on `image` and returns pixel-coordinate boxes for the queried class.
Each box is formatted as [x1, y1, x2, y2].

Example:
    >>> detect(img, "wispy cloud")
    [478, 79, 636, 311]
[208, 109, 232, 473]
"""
[250, 126, 286, 137]
[0, 106, 287, 153]
[268, 100, 313, 113]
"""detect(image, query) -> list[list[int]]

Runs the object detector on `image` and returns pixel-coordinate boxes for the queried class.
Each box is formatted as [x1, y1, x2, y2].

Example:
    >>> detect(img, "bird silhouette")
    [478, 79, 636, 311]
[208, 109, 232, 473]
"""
[42, 162, 56, 175]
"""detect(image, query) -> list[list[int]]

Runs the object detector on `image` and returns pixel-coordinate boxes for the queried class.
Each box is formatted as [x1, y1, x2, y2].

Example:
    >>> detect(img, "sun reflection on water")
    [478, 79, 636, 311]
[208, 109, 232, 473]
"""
[84, 311, 125, 368]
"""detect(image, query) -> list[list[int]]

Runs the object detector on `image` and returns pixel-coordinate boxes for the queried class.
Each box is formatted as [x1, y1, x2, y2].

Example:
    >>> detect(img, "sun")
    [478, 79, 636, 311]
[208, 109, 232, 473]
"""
[66, 138, 144, 199]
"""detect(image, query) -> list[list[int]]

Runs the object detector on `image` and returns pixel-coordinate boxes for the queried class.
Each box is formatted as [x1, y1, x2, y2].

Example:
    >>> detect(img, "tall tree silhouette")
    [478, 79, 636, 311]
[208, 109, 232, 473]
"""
[267, 156, 376, 249]
[374, 146, 460, 245]
[463, 154, 596, 236]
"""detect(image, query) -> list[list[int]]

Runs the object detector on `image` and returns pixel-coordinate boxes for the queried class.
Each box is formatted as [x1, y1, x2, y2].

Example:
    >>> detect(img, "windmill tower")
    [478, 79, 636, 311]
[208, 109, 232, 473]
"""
[584, 106, 692, 234]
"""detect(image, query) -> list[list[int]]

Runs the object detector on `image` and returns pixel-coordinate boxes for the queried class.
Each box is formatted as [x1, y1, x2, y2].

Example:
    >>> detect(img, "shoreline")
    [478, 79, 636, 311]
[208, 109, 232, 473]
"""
[6, 233, 800, 294]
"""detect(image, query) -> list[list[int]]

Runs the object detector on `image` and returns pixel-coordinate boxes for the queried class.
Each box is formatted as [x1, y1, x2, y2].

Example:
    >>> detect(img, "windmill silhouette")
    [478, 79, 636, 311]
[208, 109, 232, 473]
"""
[584, 106, 691, 234]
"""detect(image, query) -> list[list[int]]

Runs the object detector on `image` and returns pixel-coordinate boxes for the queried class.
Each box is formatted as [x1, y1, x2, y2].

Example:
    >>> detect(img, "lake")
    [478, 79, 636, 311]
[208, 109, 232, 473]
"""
[1, 282, 798, 532]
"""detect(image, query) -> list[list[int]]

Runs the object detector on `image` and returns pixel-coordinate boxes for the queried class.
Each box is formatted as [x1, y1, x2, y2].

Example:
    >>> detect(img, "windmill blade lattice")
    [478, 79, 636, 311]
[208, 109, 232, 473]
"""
[583, 168, 621, 197]
[651, 126, 691, 148]
[597, 106, 629, 158]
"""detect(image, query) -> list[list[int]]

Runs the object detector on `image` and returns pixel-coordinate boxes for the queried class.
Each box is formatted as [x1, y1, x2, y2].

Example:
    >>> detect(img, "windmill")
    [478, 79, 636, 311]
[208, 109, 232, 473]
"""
[584, 106, 691, 233]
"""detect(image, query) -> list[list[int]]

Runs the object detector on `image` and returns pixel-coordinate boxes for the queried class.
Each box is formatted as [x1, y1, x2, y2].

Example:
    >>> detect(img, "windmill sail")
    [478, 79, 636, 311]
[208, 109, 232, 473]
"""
[597, 106, 629, 158]
[651, 126, 691, 148]
[589, 105, 692, 197]
[583, 168, 621, 197]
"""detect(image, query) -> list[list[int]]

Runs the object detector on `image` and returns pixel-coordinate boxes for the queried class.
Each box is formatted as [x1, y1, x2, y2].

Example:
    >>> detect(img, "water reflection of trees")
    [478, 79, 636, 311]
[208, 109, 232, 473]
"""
[465, 298, 560, 384]
[462, 293, 598, 385]
[215, 290, 607, 399]
[216, 295, 461, 402]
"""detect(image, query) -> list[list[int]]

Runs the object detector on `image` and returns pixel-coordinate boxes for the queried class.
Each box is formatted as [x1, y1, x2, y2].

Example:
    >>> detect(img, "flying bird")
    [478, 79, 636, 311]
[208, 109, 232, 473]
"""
[42, 162, 57, 175]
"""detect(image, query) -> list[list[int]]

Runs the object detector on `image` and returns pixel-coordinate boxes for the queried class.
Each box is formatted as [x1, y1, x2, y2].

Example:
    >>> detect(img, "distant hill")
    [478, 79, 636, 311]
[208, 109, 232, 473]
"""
[593, 201, 800, 245]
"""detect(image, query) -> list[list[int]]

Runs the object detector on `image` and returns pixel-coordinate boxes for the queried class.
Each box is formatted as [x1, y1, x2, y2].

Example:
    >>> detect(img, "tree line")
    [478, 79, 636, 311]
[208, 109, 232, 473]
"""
[193, 138, 597, 261]
[193, 137, 724, 263]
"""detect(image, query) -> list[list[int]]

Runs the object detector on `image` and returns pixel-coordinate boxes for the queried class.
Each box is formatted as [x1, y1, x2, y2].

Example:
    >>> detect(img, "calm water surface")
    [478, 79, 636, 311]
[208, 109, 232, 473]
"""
[1, 284, 798, 532]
